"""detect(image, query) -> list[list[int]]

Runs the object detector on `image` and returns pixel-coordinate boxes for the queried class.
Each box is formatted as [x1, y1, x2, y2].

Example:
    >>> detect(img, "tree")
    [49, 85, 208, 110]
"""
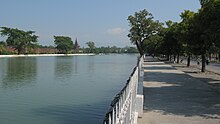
[142, 29, 164, 57]
[160, 21, 183, 62]
[200, 0, 220, 49]
[189, 0, 220, 72]
[86, 41, 95, 53]
[199, 0, 211, 7]
[0, 27, 38, 54]
[128, 9, 162, 55]
[0, 41, 6, 54]
[54, 36, 73, 54]
[179, 10, 195, 66]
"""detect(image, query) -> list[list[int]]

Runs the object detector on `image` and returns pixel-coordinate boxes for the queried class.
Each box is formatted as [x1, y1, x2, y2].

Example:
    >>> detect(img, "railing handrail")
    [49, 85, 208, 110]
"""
[103, 55, 144, 124]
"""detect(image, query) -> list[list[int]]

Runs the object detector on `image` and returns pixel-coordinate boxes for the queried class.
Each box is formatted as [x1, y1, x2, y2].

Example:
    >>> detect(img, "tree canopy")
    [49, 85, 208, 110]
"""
[187, 0, 220, 71]
[54, 36, 73, 54]
[86, 41, 95, 53]
[0, 27, 38, 54]
[128, 0, 220, 72]
[127, 9, 163, 56]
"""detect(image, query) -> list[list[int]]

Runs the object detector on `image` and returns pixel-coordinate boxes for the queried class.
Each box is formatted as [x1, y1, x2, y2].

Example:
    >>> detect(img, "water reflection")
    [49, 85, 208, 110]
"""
[54, 56, 74, 81]
[1, 57, 37, 88]
[86, 56, 95, 74]
[0, 55, 138, 124]
[73, 56, 78, 74]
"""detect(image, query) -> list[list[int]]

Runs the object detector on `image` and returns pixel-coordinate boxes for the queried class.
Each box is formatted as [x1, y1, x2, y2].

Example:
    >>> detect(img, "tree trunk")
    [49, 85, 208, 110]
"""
[219, 52, 220, 61]
[201, 54, 206, 72]
[17, 48, 21, 55]
[25, 46, 28, 55]
[209, 53, 211, 60]
[135, 42, 143, 56]
[166, 54, 169, 61]
[187, 55, 191, 67]
[174, 55, 176, 63]
[177, 54, 180, 63]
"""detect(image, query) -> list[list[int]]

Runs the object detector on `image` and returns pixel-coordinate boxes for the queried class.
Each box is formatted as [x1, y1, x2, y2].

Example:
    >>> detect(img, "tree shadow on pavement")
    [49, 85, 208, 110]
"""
[143, 66, 177, 70]
[143, 71, 220, 119]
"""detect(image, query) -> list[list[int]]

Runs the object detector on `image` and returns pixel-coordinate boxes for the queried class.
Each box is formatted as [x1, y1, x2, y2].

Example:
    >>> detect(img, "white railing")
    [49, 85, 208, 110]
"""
[103, 56, 144, 124]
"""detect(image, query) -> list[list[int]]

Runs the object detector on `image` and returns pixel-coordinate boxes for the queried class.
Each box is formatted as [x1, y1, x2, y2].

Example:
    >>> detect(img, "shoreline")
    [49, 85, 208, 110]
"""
[0, 53, 95, 58]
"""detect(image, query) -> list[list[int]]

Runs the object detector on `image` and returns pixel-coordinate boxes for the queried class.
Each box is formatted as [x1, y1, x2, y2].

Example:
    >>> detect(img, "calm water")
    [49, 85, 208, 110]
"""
[0, 54, 138, 124]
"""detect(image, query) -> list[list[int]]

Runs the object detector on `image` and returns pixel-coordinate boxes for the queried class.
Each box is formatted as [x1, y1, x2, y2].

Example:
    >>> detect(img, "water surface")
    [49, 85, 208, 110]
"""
[0, 54, 138, 124]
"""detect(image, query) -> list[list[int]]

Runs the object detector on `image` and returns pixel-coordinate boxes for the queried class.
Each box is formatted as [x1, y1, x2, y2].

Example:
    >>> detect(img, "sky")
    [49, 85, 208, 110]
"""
[0, 0, 201, 47]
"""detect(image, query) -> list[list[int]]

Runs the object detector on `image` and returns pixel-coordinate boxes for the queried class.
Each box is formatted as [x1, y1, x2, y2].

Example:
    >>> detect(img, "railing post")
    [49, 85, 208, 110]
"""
[109, 112, 112, 124]
[116, 103, 119, 123]
[112, 108, 115, 124]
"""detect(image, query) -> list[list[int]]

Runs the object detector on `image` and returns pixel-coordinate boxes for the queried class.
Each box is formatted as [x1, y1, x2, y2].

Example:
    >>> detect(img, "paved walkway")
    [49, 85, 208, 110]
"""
[182, 59, 220, 74]
[138, 57, 220, 124]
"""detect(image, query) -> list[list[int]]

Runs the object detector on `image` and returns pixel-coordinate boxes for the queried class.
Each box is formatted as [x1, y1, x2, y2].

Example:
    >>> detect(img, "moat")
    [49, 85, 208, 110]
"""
[0, 54, 137, 124]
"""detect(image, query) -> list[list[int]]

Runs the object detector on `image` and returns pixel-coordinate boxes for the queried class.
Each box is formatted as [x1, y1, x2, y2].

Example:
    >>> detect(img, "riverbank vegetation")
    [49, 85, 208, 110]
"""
[0, 28, 138, 55]
[0, 27, 38, 54]
[128, 0, 220, 72]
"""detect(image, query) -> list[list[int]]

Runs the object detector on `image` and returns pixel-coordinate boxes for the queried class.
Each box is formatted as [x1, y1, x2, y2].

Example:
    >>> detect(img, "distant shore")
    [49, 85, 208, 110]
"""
[0, 53, 95, 58]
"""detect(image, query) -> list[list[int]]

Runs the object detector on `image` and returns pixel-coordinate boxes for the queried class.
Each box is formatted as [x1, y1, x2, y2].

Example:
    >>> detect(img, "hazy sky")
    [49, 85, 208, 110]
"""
[0, 0, 201, 47]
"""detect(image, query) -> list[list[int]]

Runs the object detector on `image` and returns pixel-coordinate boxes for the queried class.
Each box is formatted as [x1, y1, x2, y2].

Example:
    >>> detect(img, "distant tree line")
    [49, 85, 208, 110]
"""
[128, 0, 220, 72]
[0, 28, 138, 54]
[83, 42, 138, 54]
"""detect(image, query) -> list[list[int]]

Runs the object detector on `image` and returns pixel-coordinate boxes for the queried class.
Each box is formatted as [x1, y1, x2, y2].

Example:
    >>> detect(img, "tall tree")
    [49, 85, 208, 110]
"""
[0, 27, 38, 54]
[54, 36, 73, 54]
[179, 10, 195, 66]
[86, 41, 95, 53]
[201, 0, 220, 49]
[189, 0, 220, 72]
[142, 25, 164, 57]
[199, 0, 210, 7]
[161, 21, 183, 62]
[127, 9, 162, 55]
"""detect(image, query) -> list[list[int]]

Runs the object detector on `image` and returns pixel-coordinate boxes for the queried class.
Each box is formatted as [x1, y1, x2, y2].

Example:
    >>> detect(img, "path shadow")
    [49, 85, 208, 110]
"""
[210, 63, 220, 67]
[143, 66, 177, 70]
[143, 70, 220, 119]
[181, 71, 199, 74]
[144, 57, 158, 62]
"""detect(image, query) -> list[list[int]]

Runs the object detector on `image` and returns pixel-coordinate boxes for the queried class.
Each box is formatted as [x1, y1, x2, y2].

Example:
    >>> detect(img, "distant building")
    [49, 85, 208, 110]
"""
[73, 38, 82, 53]
[74, 38, 80, 50]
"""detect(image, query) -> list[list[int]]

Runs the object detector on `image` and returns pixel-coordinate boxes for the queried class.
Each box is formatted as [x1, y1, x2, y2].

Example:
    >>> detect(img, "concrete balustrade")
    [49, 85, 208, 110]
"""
[103, 56, 144, 124]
